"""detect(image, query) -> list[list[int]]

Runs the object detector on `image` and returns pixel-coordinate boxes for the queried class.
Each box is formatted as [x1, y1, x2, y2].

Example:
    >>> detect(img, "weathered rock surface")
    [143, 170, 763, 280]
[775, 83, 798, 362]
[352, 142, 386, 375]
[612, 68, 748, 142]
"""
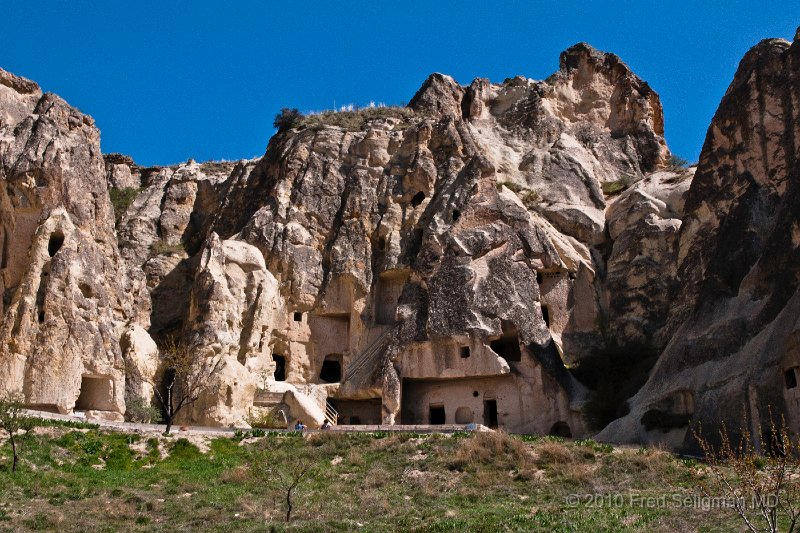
[0, 69, 145, 417]
[18, 29, 800, 442]
[601, 30, 800, 449]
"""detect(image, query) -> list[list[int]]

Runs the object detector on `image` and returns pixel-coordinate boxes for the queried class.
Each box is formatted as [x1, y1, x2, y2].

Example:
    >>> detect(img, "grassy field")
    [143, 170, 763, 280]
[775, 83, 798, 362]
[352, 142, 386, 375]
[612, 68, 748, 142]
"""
[0, 421, 747, 532]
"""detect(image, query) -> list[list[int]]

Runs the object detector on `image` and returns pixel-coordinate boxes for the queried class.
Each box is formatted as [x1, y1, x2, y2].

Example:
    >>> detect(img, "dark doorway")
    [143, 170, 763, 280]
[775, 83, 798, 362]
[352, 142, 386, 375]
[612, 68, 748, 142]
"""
[541, 305, 550, 327]
[483, 400, 498, 428]
[273, 354, 286, 381]
[429, 405, 445, 425]
[319, 355, 342, 383]
[411, 191, 425, 207]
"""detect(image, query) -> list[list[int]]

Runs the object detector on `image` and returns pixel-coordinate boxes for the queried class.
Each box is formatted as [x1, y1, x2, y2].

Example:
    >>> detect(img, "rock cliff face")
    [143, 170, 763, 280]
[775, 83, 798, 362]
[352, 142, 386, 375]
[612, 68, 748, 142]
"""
[601, 30, 800, 449]
[0, 68, 146, 420]
[4, 29, 796, 444]
[100, 42, 678, 434]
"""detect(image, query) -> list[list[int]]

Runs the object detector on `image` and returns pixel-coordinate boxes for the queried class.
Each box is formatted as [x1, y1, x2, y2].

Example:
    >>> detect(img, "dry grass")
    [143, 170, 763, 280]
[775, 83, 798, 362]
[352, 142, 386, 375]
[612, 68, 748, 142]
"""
[297, 106, 419, 131]
[448, 431, 532, 472]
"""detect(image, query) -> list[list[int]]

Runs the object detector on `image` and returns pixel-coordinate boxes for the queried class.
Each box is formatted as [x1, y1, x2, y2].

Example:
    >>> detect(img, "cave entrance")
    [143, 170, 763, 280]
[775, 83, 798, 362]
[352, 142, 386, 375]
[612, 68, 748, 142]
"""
[328, 398, 381, 425]
[319, 354, 342, 383]
[785, 367, 798, 390]
[483, 399, 498, 428]
[273, 354, 286, 381]
[489, 320, 521, 362]
[429, 404, 446, 425]
[549, 421, 572, 438]
[74, 375, 115, 412]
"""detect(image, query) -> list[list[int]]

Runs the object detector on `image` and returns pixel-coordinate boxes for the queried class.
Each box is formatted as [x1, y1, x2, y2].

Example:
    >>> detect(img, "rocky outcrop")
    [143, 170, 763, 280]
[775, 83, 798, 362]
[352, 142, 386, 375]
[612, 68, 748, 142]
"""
[601, 30, 800, 449]
[0, 68, 144, 419]
[0, 38, 706, 435]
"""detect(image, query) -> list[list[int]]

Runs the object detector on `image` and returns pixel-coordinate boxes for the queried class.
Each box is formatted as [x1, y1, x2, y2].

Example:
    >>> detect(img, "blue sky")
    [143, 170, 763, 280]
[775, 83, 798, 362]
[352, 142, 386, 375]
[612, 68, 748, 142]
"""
[1, 1, 797, 166]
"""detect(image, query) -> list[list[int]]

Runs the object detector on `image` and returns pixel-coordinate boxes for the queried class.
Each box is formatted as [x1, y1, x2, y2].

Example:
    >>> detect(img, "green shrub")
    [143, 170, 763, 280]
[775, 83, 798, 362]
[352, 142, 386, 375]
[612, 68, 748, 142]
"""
[273, 107, 303, 131]
[109, 187, 142, 224]
[667, 154, 689, 169]
[521, 190, 540, 209]
[601, 174, 636, 195]
[125, 397, 162, 424]
[496, 181, 522, 193]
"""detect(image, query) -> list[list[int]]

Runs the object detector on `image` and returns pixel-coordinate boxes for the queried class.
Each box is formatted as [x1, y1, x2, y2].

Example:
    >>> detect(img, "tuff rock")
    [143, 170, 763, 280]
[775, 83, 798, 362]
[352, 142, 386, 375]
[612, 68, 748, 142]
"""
[2, 28, 798, 448]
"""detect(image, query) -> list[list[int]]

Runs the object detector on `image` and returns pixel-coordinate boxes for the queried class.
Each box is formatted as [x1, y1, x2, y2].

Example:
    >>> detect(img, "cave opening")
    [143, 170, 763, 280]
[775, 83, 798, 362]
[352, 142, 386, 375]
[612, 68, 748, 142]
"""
[489, 320, 522, 362]
[410, 191, 425, 207]
[785, 368, 798, 390]
[75, 375, 115, 411]
[48, 231, 64, 257]
[319, 354, 342, 383]
[273, 354, 286, 381]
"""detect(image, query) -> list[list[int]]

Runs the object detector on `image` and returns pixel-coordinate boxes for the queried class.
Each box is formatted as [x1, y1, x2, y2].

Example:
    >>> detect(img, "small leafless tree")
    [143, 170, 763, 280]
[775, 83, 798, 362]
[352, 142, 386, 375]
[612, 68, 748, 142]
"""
[275, 460, 313, 522]
[152, 337, 220, 435]
[0, 392, 29, 473]
[692, 411, 800, 533]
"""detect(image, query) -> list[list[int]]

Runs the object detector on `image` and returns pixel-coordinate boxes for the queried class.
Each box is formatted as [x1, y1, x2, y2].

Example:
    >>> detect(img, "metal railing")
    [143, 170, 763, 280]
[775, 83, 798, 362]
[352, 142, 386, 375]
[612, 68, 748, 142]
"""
[324, 401, 339, 425]
[343, 327, 392, 382]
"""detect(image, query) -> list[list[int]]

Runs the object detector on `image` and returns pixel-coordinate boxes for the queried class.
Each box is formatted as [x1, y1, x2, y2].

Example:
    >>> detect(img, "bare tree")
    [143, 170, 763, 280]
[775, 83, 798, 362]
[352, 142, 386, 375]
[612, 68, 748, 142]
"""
[692, 411, 800, 533]
[152, 337, 220, 435]
[274, 460, 313, 522]
[0, 392, 29, 473]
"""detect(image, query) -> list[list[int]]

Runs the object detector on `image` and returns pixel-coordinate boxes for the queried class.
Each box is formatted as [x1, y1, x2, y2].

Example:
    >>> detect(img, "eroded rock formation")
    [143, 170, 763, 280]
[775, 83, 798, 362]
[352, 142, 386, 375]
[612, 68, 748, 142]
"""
[4, 28, 797, 445]
[601, 30, 800, 449]
[0, 69, 147, 420]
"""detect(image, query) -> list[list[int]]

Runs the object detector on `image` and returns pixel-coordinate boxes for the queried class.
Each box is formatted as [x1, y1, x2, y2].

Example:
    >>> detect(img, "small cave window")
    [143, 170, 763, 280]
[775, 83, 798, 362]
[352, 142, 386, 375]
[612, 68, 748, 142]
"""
[472, 390, 479, 397]
[536, 272, 543, 285]
[452, 209, 461, 222]
[273, 354, 286, 382]
[377, 236, 386, 251]
[541, 305, 550, 327]
[785, 368, 798, 390]
[48, 231, 65, 257]
[410, 191, 425, 207]
[460, 346, 471, 358]
[293, 312, 303, 322]
[429, 405, 446, 425]
[1, 228, 9, 269]
[38, 310, 45, 324]
[319, 354, 342, 383]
